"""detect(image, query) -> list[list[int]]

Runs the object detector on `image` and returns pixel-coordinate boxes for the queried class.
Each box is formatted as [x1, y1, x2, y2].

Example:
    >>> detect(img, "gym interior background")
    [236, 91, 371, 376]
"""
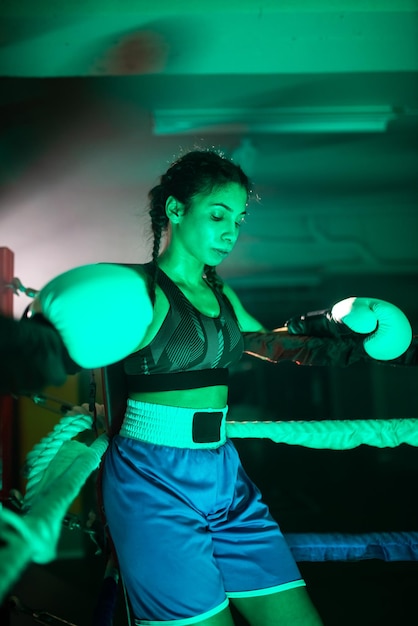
[1, 2, 418, 624]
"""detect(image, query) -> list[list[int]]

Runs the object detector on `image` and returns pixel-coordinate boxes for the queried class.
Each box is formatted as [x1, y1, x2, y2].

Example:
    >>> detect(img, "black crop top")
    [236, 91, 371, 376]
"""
[123, 264, 244, 392]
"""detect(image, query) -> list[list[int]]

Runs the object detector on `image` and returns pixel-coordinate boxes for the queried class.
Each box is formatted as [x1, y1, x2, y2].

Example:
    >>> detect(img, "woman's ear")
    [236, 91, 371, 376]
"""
[165, 196, 185, 224]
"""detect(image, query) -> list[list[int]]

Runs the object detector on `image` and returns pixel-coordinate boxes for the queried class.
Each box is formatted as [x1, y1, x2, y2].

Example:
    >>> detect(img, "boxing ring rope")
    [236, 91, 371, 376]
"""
[225, 418, 418, 449]
[2, 400, 418, 604]
[285, 531, 418, 562]
[0, 416, 108, 602]
[225, 419, 418, 562]
[7, 412, 418, 573]
[23, 411, 99, 507]
[0, 263, 110, 602]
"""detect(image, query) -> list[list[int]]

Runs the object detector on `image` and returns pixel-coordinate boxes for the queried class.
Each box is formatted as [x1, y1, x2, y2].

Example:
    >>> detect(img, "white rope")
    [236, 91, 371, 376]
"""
[90, 432, 111, 458]
[225, 418, 418, 449]
[24, 411, 94, 508]
[3, 409, 416, 606]
[0, 433, 109, 602]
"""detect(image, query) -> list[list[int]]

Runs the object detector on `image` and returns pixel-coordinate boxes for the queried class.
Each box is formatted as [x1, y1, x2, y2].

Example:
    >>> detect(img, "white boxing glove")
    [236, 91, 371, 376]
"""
[331, 297, 412, 361]
[31, 264, 153, 368]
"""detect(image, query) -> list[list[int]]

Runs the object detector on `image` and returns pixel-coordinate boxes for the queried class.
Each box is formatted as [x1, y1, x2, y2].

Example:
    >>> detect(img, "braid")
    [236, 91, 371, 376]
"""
[148, 184, 169, 304]
[204, 265, 224, 293]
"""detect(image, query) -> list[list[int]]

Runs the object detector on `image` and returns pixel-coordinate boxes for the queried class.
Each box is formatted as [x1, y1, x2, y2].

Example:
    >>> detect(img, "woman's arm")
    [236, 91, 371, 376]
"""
[223, 283, 358, 366]
[30, 263, 154, 369]
[222, 283, 267, 332]
[223, 284, 415, 367]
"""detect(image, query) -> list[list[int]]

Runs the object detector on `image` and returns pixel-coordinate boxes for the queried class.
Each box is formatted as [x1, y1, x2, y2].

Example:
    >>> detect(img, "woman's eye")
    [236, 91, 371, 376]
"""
[211, 213, 246, 227]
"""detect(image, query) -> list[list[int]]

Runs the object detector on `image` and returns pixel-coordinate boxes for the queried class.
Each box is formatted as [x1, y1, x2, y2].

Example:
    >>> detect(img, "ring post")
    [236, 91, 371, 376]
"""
[0, 246, 15, 505]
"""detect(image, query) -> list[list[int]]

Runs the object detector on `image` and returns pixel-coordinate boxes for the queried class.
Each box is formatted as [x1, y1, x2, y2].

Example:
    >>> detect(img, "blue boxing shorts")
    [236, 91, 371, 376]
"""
[102, 437, 304, 624]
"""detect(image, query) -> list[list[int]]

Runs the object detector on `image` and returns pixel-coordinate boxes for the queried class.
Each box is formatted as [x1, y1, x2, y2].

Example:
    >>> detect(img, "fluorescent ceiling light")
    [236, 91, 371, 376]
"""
[153, 106, 399, 135]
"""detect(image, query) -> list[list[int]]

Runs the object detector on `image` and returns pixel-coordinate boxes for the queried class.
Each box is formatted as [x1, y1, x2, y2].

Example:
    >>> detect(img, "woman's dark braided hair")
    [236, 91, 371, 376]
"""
[148, 149, 251, 303]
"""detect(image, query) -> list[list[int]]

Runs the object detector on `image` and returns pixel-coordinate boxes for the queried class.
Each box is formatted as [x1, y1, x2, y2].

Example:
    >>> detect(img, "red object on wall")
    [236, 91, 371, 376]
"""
[0, 246, 15, 504]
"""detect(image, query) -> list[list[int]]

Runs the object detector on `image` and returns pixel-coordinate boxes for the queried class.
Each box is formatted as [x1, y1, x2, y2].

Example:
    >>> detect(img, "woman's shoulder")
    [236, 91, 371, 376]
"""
[222, 282, 266, 332]
[108, 262, 154, 293]
[116, 261, 153, 275]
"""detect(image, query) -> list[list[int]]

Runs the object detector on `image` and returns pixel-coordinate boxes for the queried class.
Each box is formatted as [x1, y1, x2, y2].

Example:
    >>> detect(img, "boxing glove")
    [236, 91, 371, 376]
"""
[0, 313, 77, 395]
[286, 297, 412, 361]
[31, 264, 153, 369]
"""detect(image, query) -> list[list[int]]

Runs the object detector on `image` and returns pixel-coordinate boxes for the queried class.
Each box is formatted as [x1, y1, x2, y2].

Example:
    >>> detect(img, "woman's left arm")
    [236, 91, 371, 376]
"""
[222, 283, 268, 333]
[223, 284, 416, 367]
[223, 283, 353, 366]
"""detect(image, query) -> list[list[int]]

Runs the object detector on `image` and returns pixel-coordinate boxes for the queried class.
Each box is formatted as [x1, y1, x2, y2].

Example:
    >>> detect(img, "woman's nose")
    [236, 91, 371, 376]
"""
[222, 220, 237, 243]
[222, 230, 235, 245]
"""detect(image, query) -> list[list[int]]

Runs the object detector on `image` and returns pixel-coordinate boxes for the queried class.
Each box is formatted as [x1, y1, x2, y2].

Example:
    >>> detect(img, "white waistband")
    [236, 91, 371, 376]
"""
[119, 399, 228, 449]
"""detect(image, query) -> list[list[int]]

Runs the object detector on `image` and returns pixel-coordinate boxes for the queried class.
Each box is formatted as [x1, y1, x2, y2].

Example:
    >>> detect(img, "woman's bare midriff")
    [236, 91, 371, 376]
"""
[129, 385, 228, 409]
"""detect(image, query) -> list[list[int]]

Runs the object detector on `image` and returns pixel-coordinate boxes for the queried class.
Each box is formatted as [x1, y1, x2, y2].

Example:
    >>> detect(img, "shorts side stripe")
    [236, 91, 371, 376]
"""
[135, 598, 229, 625]
[227, 579, 306, 599]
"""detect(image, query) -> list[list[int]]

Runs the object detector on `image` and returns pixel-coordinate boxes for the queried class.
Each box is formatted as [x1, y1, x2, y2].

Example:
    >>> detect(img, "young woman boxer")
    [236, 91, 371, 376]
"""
[28, 149, 413, 626]
[100, 150, 324, 626]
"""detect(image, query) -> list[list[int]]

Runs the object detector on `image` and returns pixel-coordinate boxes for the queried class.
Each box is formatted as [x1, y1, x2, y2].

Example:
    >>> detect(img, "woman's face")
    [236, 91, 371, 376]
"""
[168, 182, 248, 267]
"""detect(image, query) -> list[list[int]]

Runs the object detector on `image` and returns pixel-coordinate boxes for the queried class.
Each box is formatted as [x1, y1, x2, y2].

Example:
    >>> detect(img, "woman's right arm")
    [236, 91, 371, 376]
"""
[0, 263, 154, 395]
[30, 263, 154, 369]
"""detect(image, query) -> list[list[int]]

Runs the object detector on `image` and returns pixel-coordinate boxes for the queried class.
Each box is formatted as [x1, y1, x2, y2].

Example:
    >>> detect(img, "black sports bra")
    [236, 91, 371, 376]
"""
[123, 264, 244, 392]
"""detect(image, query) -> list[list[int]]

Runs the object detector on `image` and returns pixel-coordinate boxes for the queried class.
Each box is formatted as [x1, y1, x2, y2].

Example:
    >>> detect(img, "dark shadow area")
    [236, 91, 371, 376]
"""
[4, 552, 418, 626]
